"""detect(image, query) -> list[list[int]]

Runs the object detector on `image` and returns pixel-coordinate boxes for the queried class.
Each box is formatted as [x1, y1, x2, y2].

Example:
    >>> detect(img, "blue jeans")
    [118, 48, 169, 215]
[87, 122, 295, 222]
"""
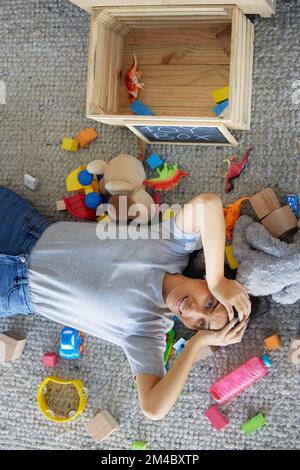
[0, 187, 51, 317]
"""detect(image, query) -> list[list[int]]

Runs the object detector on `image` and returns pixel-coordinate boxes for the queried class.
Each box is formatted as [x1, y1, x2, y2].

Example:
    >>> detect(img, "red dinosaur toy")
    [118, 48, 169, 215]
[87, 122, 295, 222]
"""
[125, 54, 145, 103]
[224, 145, 253, 193]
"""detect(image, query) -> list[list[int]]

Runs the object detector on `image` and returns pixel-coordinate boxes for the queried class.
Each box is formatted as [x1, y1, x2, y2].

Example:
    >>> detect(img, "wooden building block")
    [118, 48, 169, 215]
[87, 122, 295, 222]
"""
[42, 352, 59, 368]
[194, 346, 219, 363]
[288, 337, 300, 364]
[86, 410, 119, 443]
[0, 332, 27, 361]
[249, 188, 281, 220]
[225, 245, 238, 270]
[76, 128, 97, 148]
[264, 334, 281, 351]
[61, 137, 78, 152]
[56, 199, 66, 211]
[261, 205, 298, 238]
[204, 405, 229, 431]
[212, 86, 229, 104]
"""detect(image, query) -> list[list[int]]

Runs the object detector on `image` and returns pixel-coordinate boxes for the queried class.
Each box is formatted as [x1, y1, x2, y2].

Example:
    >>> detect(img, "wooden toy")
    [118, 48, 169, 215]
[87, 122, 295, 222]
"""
[194, 346, 218, 363]
[146, 153, 163, 171]
[0, 332, 27, 362]
[261, 205, 298, 238]
[125, 54, 145, 102]
[173, 338, 186, 353]
[130, 99, 155, 116]
[144, 163, 188, 192]
[250, 188, 281, 220]
[225, 245, 238, 270]
[212, 86, 229, 104]
[288, 337, 300, 364]
[162, 209, 175, 221]
[224, 145, 252, 193]
[24, 174, 39, 191]
[214, 99, 229, 117]
[86, 410, 119, 443]
[240, 413, 266, 435]
[78, 2, 276, 146]
[204, 405, 229, 431]
[224, 197, 249, 240]
[284, 194, 298, 218]
[131, 441, 147, 450]
[42, 352, 59, 368]
[61, 137, 78, 152]
[76, 128, 97, 148]
[264, 334, 281, 351]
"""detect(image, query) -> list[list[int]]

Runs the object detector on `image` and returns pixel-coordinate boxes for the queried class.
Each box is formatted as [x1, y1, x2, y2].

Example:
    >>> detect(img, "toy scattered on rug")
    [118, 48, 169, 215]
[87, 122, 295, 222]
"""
[131, 441, 148, 450]
[42, 352, 59, 368]
[58, 327, 84, 360]
[144, 163, 189, 192]
[0, 331, 27, 362]
[86, 409, 119, 443]
[232, 214, 300, 304]
[87, 154, 155, 222]
[24, 174, 39, 191]
[250, 187, 298, 238]
[241, 413, 266, 435]
[284, 194, 299, 218]
[125, 54, 145, 103]
[224, 196, 250, 240]
[61, 128, 97, 152]
[57, 194, 98, 221]
[224, 145, 252, 193]
[37, 376, 88, 423]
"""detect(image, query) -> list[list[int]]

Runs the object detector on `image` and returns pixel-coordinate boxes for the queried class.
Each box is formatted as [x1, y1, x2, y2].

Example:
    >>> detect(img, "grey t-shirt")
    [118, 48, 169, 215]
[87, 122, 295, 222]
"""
[28, 218, 202, 378]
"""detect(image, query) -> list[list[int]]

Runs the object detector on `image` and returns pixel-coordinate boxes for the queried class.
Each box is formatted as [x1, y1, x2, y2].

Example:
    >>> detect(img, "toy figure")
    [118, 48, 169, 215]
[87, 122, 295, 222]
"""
[224, 145, 252, 193]
[144, 163, 189, 192]
[224, 196, 250, 240]
[125, 54, 145, 102]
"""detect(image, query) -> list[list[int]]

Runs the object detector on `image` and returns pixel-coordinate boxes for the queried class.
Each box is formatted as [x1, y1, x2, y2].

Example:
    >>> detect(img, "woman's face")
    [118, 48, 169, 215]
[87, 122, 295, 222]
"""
[165, 277, 229, 331]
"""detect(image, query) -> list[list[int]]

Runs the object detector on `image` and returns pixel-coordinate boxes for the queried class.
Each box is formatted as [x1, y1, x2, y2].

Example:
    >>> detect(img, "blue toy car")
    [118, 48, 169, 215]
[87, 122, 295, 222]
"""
[58, 327, 84, 359]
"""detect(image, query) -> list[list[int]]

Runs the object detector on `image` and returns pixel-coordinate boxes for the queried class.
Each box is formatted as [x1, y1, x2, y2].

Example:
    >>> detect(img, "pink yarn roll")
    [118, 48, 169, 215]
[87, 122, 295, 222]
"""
[210, 355, 272, 405]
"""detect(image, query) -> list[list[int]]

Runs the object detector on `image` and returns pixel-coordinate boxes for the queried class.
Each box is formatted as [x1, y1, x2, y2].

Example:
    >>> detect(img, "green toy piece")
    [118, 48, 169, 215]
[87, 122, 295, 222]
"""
[131, 441, 148, 450]
[144, 163, 189, 192]
[164, 329, 175, 366]
[241, 413, 266, 435]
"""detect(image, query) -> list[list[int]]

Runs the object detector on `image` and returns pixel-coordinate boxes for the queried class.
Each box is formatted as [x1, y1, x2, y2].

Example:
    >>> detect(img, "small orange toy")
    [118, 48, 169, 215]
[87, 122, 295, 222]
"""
[223, 197, 249, 240]
[264, 334, 281, 351]
[76, 128, 97, 148]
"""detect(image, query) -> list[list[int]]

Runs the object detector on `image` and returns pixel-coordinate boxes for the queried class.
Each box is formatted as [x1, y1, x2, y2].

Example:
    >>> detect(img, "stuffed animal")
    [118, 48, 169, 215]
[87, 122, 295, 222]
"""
[87, 154, 155, 223]
[232, 215, 300, 304]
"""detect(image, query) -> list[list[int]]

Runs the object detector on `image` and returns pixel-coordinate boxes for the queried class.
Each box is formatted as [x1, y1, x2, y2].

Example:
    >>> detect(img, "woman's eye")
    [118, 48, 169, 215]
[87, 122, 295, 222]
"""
[198, 319, 205, 329]
[205, 299, 214, 309]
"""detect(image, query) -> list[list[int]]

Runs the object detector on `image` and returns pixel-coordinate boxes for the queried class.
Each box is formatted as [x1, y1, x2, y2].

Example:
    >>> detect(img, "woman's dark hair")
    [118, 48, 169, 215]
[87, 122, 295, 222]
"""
[183, 250, 270, 318]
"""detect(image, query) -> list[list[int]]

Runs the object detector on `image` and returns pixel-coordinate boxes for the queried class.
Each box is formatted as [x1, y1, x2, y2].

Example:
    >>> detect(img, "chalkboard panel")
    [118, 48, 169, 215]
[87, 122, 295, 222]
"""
[126, 122, 237, 146]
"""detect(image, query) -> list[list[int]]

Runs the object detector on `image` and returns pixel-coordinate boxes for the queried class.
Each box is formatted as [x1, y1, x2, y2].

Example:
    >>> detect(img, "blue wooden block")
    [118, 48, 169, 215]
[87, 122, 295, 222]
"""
[130, 99, 155, 116]
[173, 338, 186, 353]
[213, 99, 229, 116]
[146, 153, 164, 171]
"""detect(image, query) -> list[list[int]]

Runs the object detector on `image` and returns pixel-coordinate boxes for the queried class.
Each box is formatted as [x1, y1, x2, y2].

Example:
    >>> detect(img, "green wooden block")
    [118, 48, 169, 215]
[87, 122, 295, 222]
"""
[241, 413, 266, 435]
[131, 441, 147, 450]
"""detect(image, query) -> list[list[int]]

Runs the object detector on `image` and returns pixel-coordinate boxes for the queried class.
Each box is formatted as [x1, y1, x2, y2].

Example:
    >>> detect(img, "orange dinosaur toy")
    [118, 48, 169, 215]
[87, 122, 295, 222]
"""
[224, 197, 250, 240]
[125, 54, 145, 102]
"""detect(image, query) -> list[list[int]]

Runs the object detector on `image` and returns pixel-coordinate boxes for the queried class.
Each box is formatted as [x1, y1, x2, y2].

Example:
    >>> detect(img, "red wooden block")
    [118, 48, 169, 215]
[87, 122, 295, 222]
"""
[204, 405, 229, 431]
[42, 352, 59, 368]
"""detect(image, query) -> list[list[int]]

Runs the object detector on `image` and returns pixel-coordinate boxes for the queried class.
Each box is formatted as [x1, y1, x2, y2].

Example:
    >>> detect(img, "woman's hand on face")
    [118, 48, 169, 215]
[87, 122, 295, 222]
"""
[193, 317, 248, 348]
[209, 277, 251, 322]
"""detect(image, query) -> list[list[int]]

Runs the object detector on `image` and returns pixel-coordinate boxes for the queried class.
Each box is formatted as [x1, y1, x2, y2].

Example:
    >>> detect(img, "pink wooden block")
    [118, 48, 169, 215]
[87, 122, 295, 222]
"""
[42, 352, 59, 368]
[204, 405, 229, 431]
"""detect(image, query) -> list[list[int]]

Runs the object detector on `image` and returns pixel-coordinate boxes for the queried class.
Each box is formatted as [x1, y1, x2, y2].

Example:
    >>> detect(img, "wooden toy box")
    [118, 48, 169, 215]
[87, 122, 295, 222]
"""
[69, 1, 276, 145]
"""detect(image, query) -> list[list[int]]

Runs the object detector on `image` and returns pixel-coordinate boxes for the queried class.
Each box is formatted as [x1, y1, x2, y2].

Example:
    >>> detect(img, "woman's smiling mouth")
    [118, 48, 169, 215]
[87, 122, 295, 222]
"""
[176, 296, 188, 315]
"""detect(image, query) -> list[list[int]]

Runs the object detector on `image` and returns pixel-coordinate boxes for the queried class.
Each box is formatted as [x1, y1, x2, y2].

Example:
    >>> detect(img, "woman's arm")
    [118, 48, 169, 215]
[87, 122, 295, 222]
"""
[175, 193, 251, 320]
[136, 318, 247, 420]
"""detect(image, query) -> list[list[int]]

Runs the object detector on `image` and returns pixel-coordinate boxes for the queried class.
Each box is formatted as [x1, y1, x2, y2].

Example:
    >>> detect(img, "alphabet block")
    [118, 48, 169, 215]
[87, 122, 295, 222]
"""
[288, 337, 300, 364]
[261, 205, 297, 237]
[86, 410, 119, 443]
[0, 332, 27, 361]
[250, 188, 281, 220]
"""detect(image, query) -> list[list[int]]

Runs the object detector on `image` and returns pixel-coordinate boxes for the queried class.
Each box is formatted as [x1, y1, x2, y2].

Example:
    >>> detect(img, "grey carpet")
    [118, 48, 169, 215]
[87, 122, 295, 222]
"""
[0, 0, 299, 450]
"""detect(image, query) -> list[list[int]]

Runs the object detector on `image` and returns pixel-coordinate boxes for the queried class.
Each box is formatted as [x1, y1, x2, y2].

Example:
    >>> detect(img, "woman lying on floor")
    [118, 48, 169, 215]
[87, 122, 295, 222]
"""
[0, 187, 251, 420]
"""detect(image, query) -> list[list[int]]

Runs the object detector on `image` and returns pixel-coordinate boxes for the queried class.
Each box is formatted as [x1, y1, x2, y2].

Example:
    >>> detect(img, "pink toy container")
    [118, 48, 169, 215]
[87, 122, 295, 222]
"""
[210, 355, 272, 405]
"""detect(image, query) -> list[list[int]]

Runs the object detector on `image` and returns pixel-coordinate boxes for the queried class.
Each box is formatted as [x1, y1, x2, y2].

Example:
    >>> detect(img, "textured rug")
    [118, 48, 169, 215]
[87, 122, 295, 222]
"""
[0, 0, 299, 450]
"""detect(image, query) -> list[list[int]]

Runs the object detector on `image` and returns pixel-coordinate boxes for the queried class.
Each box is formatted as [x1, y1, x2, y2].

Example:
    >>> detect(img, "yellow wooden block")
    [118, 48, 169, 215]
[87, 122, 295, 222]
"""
[162, 209, 175, 221]
[212, 86, 229, 104]
[61, 137, 78, 152]
[225, 245, 238, 269]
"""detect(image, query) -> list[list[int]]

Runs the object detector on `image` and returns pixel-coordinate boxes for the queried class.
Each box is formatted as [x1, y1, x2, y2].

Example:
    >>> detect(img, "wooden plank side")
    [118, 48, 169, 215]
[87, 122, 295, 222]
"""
[68, 1, 276, 17]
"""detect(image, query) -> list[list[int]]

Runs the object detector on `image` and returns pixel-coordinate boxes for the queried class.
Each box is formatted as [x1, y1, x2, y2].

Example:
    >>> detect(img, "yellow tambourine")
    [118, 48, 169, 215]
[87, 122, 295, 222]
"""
[37, 376, 88, 423]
